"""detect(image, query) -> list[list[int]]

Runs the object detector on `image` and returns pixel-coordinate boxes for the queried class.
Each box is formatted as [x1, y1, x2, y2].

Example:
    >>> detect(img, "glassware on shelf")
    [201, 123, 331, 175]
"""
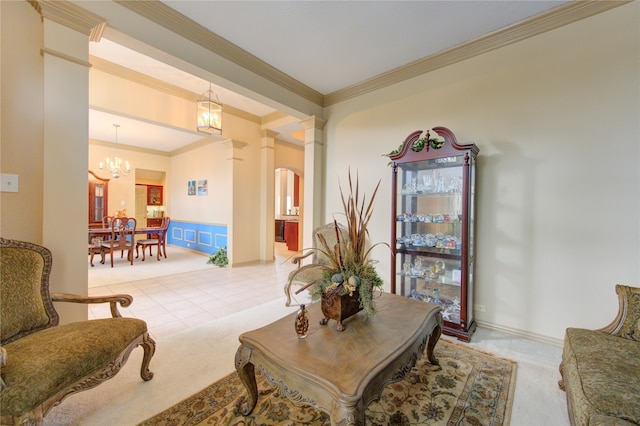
[411, 258, 425, 277]
[432, 288, 440, 304]
[423, 172, 435, 192]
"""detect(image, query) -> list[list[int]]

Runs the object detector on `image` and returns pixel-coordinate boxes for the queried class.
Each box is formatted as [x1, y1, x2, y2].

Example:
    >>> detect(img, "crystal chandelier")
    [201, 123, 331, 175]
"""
[196, 83, 222, 134]
[99, 124, 131, 179]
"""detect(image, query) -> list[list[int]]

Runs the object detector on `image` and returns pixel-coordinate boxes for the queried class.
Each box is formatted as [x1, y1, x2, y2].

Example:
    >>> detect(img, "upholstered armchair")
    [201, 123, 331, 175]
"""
[0, 238, 155, 425]
[558, 284, 640, 425]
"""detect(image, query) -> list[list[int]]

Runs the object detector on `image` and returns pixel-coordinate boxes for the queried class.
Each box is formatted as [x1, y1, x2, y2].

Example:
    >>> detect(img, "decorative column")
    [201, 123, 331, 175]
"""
[36, 0, 105, 323]
[300, 116, 327, 255]
[223, 139, 249, 265]
[260, 130, 277, 262]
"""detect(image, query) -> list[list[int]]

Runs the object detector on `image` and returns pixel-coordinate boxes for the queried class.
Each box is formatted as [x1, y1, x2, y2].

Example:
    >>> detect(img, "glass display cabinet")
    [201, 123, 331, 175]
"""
[389, 127, 478, 341]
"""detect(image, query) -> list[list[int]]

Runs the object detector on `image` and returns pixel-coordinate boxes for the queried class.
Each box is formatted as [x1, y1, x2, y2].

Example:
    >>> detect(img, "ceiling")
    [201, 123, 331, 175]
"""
[89, 0, 568, 152]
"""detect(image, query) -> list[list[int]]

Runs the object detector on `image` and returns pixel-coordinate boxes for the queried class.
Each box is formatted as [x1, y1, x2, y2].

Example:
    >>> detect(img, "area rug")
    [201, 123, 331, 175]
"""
[139, 340, 516, 425]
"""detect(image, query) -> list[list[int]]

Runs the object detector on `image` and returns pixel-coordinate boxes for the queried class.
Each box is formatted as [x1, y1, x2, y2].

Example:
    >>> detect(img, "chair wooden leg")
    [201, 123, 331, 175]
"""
[140, 332, 156, 381]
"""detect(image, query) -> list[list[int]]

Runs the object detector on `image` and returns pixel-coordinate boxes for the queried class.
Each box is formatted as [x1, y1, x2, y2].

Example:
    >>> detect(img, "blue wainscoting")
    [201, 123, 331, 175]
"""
[167, 221, 227, 255]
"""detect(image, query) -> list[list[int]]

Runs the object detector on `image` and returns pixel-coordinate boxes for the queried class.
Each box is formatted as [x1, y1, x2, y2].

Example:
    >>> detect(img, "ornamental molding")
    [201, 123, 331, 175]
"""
[324, 1, 630, 105]
[31, 0, 106, 37]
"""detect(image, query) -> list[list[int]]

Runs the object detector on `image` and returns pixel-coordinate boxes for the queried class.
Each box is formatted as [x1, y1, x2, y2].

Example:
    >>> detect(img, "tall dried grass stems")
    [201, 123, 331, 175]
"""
[292, 169, 388, 317]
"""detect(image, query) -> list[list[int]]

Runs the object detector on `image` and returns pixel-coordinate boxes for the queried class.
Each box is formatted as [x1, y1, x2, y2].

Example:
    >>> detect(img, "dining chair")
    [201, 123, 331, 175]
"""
[100, 217, 136, 267]
[101, 215, 114, 228]
[136, 217, 170, 261]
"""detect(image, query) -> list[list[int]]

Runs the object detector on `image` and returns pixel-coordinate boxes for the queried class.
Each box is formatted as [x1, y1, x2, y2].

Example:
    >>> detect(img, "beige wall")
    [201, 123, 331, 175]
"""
[274, 141, 304, 175]
[90, 68, 195, 131]
[3, 1, 637, 341]
[169, 142, 230, 224]
[1, 1, 44, 243]
[323, 3, 640, 342]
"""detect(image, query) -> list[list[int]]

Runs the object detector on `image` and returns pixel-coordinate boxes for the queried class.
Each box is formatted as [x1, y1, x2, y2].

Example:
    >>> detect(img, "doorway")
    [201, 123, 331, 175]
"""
[275, 168, 301, 252]
[135, 169, 167, 228]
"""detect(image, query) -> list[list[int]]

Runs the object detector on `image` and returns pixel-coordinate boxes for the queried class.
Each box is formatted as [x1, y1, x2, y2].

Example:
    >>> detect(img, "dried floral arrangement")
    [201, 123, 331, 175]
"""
[289, 170, 388, 317]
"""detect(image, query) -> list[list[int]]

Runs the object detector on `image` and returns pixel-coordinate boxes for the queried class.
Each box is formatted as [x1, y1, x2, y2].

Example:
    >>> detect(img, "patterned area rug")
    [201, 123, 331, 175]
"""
[139, 340, 516, 425]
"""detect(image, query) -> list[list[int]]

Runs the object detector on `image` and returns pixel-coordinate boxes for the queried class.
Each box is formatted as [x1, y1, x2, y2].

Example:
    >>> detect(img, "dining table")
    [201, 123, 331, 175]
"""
[88, 226, 166, 264]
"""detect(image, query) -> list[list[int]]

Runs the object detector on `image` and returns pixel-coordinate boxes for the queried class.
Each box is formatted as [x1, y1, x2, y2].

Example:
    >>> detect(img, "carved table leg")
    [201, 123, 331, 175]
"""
[426, 320, 442, 366]
[235, 345, 258, 415]
[330, 401, 363, 426]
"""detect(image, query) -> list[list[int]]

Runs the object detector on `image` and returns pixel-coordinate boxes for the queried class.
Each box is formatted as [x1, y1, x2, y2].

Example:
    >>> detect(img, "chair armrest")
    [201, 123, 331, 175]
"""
[51, 292, 133, 318]
[598, 285, 640, 340]
[291, 250, 313, 267]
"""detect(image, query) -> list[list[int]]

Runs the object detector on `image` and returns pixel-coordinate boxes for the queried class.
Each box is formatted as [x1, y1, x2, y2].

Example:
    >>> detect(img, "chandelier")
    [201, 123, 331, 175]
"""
[99, 124, 131, 179]
[196, 83, 222, 134]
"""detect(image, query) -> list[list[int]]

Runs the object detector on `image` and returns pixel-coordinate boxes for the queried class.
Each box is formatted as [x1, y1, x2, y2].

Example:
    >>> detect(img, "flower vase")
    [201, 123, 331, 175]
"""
[320, 289, 362, 332]
[294, 304, 310, 338]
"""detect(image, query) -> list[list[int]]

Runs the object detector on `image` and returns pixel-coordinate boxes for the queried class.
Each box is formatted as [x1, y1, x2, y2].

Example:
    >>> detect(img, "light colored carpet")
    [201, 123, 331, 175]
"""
[139, 339, 517, 425]
[43, 299, 569, 426]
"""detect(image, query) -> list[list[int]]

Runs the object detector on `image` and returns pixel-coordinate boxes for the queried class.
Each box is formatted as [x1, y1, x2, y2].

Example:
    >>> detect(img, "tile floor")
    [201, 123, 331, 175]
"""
[88, 242, 299, 339]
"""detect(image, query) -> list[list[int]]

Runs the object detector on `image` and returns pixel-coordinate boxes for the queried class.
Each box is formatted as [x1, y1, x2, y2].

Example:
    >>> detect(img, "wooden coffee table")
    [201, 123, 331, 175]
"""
[235, 293, 442, 426]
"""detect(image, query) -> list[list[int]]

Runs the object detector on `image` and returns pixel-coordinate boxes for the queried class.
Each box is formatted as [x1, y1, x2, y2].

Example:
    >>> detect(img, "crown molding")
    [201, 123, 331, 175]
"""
[89, 138, 170, 157]
[31, 0, 105, 36]
[169, 138, 218, 157]
[324, 0, 631, 106]
[87, 0, 628, 112]
[114, 0, 324, 106]
[42, 48, 92, 68]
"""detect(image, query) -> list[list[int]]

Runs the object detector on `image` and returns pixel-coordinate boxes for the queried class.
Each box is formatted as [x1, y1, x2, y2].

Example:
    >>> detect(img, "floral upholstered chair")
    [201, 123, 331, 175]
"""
[0, 237, 155, 425]
[558, 284, 640, 425]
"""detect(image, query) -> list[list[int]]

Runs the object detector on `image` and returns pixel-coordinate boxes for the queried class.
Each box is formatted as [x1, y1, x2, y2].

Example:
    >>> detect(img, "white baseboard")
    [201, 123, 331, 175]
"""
[476, 320, 564, 347]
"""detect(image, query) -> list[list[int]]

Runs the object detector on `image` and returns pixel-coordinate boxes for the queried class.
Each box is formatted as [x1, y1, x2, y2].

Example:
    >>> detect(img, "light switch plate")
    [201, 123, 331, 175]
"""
[1, 174, 18, 193]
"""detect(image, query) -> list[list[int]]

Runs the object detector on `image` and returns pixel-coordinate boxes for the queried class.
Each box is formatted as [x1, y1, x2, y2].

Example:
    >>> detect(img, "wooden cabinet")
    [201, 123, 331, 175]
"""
[293, 173, 300, 207]
[147, 218, 163, 227]
[88, 171, 109, 228]
[147, 185, 163, 205]
[284, 221, 298, 251]
[389, 127, 479, 341]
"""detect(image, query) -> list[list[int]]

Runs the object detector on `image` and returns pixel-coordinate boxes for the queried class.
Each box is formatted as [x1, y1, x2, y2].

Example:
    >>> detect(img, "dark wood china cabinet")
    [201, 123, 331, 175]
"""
[389, 127, 479, 341]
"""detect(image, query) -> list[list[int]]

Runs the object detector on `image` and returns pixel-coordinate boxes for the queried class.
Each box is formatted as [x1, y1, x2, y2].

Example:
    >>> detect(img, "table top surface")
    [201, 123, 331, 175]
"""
[239, 293, 440, 398]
